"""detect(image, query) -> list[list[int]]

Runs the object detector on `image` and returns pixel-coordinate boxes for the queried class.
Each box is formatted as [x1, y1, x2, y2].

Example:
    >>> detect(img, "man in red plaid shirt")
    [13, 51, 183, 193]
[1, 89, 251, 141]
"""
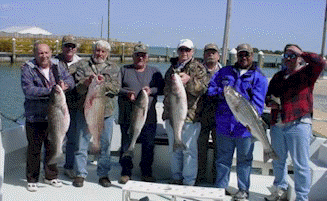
[265, 44, 326, 201]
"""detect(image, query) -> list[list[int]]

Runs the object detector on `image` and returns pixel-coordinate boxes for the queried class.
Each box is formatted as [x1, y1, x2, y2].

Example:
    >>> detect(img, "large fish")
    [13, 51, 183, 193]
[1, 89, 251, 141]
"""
[123, 89, 149, 157]
[224, 85, 278, 163]
[84, 75, 106, 153]
[47, 85, 70, 164]
[168, 72, 187, 151]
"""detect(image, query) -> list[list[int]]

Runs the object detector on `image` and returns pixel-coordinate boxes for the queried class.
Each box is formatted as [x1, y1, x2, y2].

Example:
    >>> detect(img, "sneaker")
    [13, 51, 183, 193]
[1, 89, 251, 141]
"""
[64, 169, 75, 179]
[73, 177, 85, 187]
[99, 176, 111, 187]
[27, 183, 38, 192]
[265, 186, 287, 201]
[169, 179, 183, 185]
[141, 175, 156, 182]
[44, 178, 62, 188]
[233, 190, 249, 201]
[118, 175, 130, 184]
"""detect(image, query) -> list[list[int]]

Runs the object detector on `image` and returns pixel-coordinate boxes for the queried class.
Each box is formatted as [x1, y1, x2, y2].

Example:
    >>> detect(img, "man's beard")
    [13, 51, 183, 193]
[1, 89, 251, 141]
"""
[92, 55, 106, 64]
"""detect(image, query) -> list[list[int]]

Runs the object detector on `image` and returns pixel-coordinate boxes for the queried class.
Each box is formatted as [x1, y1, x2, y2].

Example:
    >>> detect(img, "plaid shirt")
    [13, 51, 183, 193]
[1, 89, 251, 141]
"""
[21, 59, 75, 122]
[266, 52, 326, 125]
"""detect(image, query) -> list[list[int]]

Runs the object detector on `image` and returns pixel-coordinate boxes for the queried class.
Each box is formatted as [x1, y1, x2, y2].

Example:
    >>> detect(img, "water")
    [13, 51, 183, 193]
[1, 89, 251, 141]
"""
[1, 61, 324, 130]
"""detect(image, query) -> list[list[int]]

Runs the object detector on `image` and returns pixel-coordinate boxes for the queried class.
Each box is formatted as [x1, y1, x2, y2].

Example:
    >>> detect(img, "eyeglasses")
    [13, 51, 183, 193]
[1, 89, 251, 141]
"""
[283, 53, 297, 59]
[178, 48, 192, 52]
[237, 52, 250, 58]
[64, 44, 76, 49]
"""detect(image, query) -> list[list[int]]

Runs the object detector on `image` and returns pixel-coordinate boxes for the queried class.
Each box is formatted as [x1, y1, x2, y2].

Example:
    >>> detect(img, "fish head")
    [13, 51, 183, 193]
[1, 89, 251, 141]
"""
[224, 85, 242, 106]
[135, 89, 149, 108]
[49, 85, 65, 103]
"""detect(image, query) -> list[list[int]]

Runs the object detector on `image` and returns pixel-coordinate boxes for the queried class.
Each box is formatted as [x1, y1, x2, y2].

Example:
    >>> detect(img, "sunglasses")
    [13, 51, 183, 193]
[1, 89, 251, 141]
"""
[283, 53, 297, 59]
[64, 44, 76, 49]
[178, 48, 192, 52]
[135, 52, 147, 57]
[237, 52, 250, 58]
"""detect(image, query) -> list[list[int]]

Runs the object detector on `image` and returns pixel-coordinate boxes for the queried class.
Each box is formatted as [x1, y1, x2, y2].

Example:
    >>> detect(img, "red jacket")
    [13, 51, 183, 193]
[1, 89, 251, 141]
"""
[266, 52, 326, 125]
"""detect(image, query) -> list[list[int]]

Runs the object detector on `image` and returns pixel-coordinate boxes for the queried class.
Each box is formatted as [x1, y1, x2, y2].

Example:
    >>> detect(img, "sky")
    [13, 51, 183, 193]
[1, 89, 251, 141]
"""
[0, 0, 326, 53]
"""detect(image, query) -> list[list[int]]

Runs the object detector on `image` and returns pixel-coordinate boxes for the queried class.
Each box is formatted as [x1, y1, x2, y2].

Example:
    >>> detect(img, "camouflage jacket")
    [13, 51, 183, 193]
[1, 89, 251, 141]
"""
[75, 57, 121, 117]
[162, 57, 209, 122]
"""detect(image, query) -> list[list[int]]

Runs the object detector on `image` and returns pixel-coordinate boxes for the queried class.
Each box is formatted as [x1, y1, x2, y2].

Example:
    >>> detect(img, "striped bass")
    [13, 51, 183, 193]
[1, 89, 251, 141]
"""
[169, 72, 187, 151]
[123, 89, 149, 157]
[224, 85, 278, 163]
[84, 75, 106, 154]
[47, 85, 70, 164]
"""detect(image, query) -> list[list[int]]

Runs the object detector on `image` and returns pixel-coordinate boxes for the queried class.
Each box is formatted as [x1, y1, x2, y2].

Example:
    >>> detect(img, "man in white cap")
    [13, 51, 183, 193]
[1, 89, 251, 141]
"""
[55, 35, 82, 179]
[196, 43, 222, 185]
[207, 43, 268, 200]
[162, 39, 208, 186]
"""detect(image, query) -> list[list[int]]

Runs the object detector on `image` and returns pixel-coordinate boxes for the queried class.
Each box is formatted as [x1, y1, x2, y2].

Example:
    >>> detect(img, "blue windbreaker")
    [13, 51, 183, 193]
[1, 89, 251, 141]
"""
[207, 64, 268, 138]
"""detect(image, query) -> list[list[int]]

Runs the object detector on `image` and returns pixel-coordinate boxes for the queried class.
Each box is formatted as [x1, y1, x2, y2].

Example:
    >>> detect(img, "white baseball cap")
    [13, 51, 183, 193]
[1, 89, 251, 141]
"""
[177, 39, 194, 49]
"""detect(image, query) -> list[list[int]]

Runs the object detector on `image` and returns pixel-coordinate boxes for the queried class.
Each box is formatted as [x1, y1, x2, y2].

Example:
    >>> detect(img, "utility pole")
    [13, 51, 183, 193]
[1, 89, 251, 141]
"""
[321, 0, 327, 57]
[221, 0, 232, 66]
[107, 0, 110, 42]
[101, 16, 103, 39]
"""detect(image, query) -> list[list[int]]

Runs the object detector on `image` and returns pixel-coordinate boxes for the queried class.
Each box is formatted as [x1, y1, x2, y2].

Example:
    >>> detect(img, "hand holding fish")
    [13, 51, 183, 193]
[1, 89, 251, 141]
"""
[142, 86, 151, 96]
[84, 74, 96, 86]
[179, 72, 190, 85]
[127, 91, 136, 101]
[57, 80, 69, 91]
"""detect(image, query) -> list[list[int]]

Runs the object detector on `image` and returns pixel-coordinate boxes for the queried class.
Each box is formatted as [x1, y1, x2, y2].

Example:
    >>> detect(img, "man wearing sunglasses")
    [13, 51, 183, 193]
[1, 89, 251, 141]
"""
[55, 35, 82, 180]
[207, 43, 268, 200]
[163, 39, 208, 186]
[265, 44, 326, 201]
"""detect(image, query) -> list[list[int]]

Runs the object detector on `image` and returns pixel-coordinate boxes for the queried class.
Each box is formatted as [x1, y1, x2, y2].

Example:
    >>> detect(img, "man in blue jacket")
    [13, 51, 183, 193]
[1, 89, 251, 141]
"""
[207, 43, 268, 200]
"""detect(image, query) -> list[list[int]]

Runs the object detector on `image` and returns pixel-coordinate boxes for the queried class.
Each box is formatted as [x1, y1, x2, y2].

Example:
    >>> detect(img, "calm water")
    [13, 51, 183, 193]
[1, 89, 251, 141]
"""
[1, 61, 323, 130]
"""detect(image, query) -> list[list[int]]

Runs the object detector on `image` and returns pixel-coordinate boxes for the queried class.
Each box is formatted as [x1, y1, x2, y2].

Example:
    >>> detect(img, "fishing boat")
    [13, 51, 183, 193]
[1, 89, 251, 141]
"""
[1, 98, 327, 201]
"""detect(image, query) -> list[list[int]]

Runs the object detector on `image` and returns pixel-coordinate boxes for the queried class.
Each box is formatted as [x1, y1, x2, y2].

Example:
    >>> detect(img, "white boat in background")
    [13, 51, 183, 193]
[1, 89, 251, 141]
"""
[1, 102, 327, 201]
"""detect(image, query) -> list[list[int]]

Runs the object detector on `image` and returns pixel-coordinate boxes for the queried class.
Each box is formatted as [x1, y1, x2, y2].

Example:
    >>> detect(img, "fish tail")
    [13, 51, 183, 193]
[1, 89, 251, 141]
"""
[173, 142, 187, 152]
[263, 149, 279, 163]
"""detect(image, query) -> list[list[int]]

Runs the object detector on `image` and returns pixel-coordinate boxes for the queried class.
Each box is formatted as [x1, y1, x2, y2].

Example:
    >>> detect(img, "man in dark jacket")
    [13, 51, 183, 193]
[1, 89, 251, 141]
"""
[118, 44, 164, 184]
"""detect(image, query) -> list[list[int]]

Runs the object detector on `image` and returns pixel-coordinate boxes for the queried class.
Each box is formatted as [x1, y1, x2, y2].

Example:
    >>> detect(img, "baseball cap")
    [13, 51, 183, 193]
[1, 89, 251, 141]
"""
[62, 35, 78, 46]
[134, 43, 148, 53]
[236, 43, 253, 53]
[177, 39, 194, 49]
[204, 43, 219, 52]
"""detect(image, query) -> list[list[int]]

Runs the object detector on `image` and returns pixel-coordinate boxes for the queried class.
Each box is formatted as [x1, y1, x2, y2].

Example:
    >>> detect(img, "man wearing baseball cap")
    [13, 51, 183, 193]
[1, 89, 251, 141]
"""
[207, 43, 268, 200]
[162, 39, 208, 186]
[196, 43, 222, 185]
[54, 35, 82, 180]
[118, 43, 164, 184]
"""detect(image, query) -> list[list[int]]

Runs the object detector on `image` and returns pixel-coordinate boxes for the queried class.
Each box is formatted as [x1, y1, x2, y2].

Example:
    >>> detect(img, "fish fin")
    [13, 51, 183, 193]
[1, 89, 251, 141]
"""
[246, 125, 252, 133]
[122, 150, 134, 158]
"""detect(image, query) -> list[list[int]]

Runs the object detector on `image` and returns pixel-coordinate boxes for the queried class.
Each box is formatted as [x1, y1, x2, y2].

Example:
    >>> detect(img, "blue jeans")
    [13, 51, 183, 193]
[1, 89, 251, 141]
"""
[119, 123, 157, 177]
[64, 108, 77, 170]
[165, 120, 201, 186]
[215, 135, 254, 191]
[74, 111, 114, 178]
[270, 122, 311, 201]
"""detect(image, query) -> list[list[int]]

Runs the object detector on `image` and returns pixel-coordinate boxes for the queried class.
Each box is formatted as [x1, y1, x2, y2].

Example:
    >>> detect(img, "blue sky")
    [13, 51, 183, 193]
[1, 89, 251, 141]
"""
[0, 0, 326, 53]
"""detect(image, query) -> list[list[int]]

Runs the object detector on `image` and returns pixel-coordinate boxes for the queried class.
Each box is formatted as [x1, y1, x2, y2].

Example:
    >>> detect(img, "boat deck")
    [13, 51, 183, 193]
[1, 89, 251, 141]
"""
[2, 156, 276, 201]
